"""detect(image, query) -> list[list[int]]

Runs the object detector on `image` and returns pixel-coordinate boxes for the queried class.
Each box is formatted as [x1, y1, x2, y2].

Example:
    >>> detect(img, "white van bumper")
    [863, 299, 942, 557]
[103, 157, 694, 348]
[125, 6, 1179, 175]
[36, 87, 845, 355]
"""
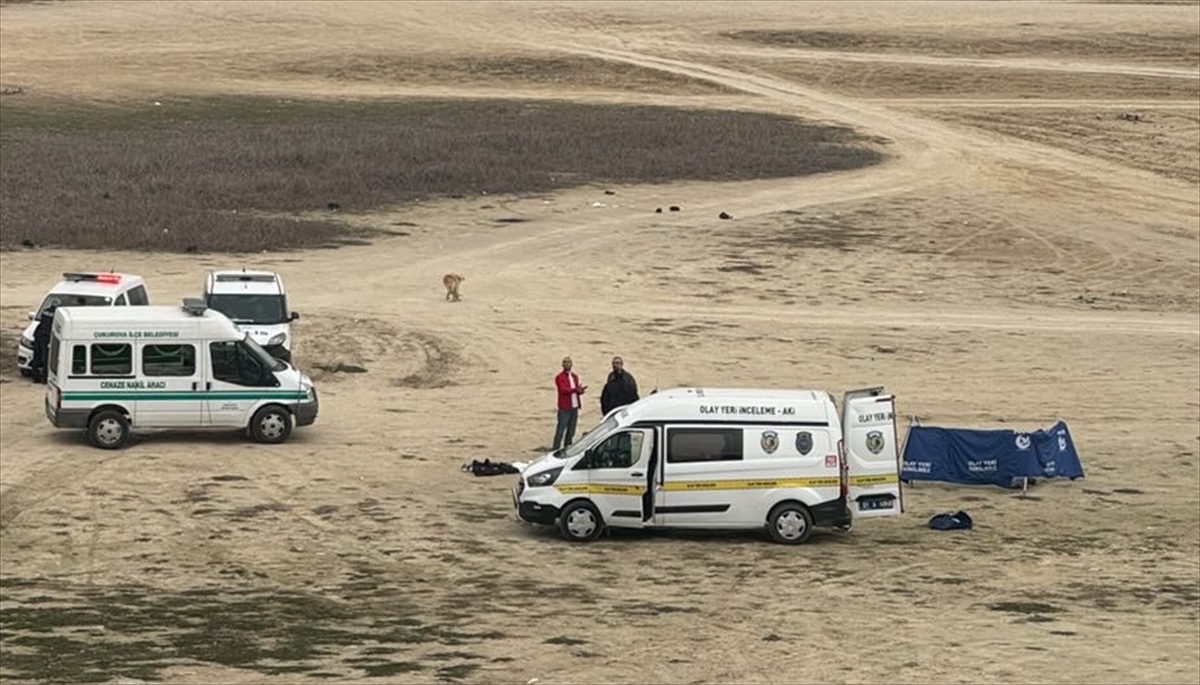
[45, 395, 90, 429]
[513, 479, 560, 525]
[17, 339, 33, 373]
[294, 389, 319, 427]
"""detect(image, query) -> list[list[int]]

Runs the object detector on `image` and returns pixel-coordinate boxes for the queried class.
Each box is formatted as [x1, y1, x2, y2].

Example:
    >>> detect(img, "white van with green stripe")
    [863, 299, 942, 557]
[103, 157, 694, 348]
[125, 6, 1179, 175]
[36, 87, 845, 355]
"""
[44, 299, 318, 449]
[513, 387, 902, 544]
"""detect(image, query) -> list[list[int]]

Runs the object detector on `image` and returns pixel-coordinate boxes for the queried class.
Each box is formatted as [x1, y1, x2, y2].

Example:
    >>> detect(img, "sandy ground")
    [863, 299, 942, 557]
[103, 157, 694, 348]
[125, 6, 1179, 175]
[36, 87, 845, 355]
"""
[1, 2, 1198, 684]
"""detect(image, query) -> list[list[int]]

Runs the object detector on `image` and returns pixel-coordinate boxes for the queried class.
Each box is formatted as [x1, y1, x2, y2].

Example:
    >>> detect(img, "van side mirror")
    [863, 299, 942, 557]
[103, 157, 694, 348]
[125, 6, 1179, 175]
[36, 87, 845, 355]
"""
[290, 312, 300, 321]
[27, 311, 35, 321]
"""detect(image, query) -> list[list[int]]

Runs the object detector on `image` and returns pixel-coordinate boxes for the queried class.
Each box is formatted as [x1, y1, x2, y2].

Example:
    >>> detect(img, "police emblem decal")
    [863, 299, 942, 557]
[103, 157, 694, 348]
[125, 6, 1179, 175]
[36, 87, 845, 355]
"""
[865, 431, 885, 455]
[1015, 434, 1032, 450]
[795, 431, 813, 456]
[761, 430, 779, 454]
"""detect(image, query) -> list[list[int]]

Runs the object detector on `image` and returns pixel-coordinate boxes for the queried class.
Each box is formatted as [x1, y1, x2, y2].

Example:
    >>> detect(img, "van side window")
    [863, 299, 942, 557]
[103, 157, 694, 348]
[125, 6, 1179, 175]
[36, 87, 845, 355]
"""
[143, 344, 196, 377]
[127, 286, 149, 306]
[115, 293, 128, 306]
[49, 336, 61, 378]
[584, 432, 644, 469]
[667, 428, 744, 463]
[90, 343, 132, 376]
[210, 341, 270, 387]
[71, 345, 88, 375]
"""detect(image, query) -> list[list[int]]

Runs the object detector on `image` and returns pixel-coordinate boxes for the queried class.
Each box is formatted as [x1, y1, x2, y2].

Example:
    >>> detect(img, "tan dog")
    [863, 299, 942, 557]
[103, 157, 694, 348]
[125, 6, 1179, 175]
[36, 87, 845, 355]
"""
[442, 273, 464, 302]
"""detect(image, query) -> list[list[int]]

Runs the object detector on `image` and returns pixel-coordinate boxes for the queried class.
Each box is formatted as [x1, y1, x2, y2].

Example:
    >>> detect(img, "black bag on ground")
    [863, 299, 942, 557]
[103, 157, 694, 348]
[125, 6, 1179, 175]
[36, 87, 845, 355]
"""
[462, 459, 519, 476]
[928, 510, 973, 531]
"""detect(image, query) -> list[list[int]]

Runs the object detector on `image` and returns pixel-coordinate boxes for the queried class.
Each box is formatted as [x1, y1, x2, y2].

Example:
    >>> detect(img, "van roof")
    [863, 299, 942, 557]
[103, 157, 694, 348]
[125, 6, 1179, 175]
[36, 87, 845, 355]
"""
[206, 270, 284, 296]
[652, 387, 832, 401]
[55, 304, 241, 335]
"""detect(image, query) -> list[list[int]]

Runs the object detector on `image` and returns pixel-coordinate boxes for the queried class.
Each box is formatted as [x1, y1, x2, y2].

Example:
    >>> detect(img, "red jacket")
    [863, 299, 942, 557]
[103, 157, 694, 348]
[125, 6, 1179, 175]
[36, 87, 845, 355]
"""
[556, 371, 584, 410]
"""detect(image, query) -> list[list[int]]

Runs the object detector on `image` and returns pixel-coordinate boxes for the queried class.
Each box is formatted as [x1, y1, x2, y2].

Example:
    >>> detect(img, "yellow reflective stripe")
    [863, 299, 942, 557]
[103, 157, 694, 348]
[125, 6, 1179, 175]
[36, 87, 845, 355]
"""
[554, 483, 644, 496]
[555, 474, 898, 495]
[555, 484, 590, 494]
[850, 474, 899, 486]
[661, 477, 840, 491]
[590, 484, 644, 495]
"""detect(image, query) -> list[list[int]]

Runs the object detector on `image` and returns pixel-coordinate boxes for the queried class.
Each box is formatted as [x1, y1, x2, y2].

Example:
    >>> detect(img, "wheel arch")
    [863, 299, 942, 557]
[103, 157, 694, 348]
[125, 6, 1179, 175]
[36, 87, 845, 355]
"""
[247, 401, 293, 424]
[89, 403, 131, 423]
[559, 496, 599, 521]
[766, 498, 813, 524]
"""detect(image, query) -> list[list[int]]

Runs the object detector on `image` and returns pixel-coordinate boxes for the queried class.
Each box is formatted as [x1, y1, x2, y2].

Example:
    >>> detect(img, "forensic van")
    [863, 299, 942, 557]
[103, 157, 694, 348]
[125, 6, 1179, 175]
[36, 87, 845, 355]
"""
[203, 270, 299, 362]
[512, 387, 902, 544]
[16, 271, 150, 376]
[44, 299, 318, 449]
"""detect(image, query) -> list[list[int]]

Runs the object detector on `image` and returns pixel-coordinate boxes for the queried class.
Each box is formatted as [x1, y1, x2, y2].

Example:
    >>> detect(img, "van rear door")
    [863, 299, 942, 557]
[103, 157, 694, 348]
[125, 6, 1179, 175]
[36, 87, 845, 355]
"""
[841, 387, 903, 518]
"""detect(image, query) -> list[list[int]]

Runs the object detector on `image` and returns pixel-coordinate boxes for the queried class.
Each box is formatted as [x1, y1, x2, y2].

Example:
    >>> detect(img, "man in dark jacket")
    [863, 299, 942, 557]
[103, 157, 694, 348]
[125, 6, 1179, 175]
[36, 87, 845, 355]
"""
[600, 356, 639, 416]
[30, 305, 56, 383]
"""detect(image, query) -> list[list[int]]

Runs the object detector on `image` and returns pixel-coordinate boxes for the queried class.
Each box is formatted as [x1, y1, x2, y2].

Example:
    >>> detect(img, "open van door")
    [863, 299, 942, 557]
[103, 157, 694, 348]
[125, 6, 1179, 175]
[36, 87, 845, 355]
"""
[841, 387, 903, 518]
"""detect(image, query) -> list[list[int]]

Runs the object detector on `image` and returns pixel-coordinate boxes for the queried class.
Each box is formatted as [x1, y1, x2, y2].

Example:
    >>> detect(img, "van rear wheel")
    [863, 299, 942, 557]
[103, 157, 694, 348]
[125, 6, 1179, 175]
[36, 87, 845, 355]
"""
[250, 405, 292, 444]
[559, 500, 604, 542]
[88, 409, 130, 450]
[767, 502, 814, 544]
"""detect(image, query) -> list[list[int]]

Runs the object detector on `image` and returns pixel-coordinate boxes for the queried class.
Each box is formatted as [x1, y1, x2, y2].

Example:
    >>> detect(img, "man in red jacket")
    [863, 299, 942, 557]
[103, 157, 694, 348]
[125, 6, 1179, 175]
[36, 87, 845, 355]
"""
[553, 356, 588, 450]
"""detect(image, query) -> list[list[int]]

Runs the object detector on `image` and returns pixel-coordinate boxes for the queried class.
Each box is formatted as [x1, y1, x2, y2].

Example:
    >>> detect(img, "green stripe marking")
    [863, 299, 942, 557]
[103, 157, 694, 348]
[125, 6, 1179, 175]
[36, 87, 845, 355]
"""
[63, 392, 306, 401]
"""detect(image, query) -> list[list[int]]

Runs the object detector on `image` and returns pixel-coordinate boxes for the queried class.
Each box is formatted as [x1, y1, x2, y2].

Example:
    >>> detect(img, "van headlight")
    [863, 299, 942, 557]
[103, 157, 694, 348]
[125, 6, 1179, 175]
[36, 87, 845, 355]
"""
[20, 334, 34, 349]
[268, 333, 287, 346]
[526, 467, 563, 488]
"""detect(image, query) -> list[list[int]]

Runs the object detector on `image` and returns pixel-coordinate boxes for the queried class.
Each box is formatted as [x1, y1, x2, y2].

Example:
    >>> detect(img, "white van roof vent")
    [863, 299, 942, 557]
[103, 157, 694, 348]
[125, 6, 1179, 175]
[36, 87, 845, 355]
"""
[215, 273, 275, 283]
[182, 298, 208, 316]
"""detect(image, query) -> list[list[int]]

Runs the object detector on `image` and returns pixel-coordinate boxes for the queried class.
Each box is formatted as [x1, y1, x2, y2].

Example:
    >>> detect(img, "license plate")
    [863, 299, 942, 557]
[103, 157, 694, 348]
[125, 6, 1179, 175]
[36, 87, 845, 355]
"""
[859, 498, 895, 511]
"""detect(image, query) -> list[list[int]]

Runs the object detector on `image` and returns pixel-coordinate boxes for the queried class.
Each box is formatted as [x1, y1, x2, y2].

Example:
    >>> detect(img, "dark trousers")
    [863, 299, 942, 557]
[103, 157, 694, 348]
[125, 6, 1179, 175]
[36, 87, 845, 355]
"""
[30, 347, 47, 383]
[553, 409, 579, 450]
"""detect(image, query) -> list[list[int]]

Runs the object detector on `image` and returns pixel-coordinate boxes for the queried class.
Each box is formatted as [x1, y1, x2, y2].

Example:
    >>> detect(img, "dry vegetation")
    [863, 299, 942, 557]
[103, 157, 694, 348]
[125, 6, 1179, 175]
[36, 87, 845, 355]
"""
[268, 52, 741, 95]
[704, 27, 1199, 184]
[720, 28, 1200, 68]
[0, 97, 884, 253]
[927, 107, 1200, 185]
[712, 56, 1200, 102]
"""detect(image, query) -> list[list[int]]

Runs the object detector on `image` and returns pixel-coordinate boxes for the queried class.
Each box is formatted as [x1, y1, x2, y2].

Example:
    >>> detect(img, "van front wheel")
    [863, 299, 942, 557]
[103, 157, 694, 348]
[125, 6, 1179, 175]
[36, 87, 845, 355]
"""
[250, 405, 292, 444]
[559, 500, 604, 542]
[88, 409, 130, 450]
[767, 502, 814, 544]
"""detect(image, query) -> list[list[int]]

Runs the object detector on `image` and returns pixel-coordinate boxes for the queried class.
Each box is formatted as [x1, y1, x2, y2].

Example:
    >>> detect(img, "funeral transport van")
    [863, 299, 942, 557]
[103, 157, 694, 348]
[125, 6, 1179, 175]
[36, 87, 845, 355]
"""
[513, 387, 903, 544]
[44, 299, 319, 449]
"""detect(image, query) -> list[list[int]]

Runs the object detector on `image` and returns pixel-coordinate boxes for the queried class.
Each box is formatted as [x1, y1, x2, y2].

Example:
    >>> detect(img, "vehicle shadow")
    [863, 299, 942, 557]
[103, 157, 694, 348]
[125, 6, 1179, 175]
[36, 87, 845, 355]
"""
[46, 427, 317, 450]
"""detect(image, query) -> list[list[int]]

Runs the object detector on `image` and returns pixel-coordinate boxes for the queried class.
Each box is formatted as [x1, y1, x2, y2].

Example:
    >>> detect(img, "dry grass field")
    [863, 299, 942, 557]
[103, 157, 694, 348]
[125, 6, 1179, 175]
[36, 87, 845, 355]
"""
[0, 2, 1197, 684]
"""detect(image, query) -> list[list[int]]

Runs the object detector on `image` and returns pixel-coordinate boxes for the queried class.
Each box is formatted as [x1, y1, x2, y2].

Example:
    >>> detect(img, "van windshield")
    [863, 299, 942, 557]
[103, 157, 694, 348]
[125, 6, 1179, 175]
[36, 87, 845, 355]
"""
[243, 334, 286, 372]
[562, 416, 620, 459]
[207, 294, 288, 325]
[39, 293, 112, 315]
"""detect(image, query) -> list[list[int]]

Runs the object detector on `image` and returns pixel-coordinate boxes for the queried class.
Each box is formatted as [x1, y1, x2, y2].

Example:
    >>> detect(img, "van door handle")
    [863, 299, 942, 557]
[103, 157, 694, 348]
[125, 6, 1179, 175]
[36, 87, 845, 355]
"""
[631, 472, 644, 478]
[192, 381, 198, 391]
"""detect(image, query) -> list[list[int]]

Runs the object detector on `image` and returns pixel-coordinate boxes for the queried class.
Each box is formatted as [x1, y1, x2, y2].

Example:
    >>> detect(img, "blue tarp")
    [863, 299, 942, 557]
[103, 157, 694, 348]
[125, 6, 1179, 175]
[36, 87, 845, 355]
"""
[901, 420, 1084, 488]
